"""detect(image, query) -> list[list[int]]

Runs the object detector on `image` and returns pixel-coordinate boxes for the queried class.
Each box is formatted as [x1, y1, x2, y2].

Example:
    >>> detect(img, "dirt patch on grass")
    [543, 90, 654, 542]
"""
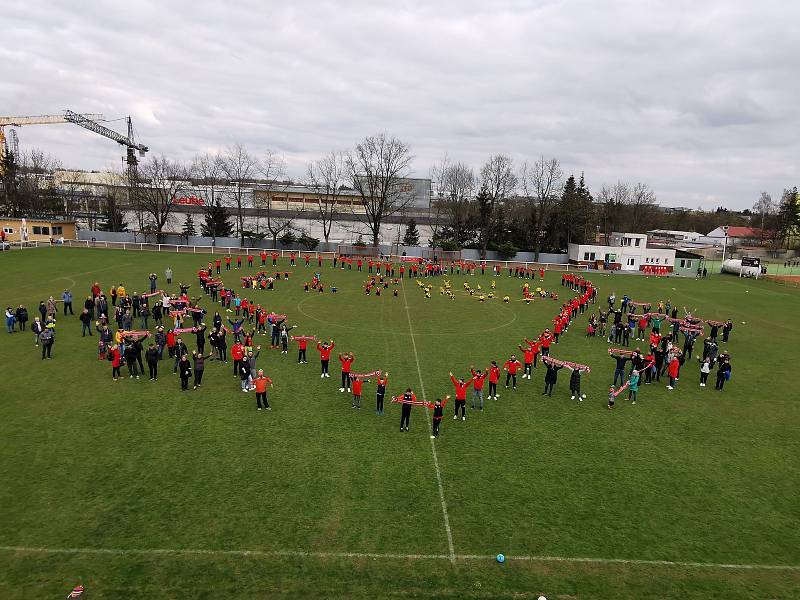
[764, 275, 800, 286]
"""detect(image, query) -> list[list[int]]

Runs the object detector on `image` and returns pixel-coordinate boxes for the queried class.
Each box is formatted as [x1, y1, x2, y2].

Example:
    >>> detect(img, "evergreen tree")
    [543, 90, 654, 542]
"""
[98, 193, 128, 232]
[403, 218, 420, 246]
[0, 151, 21, 217]
[200, 201, 234, 238]
[182, 214, 197, 240]
[475, 183, 492, 258]
[575, 172, 595, 243]
[777, 187, 799, 247]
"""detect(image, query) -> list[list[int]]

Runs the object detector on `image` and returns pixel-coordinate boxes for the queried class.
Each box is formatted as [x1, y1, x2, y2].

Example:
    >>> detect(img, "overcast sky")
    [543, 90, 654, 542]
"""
[3, 0, 797, 210]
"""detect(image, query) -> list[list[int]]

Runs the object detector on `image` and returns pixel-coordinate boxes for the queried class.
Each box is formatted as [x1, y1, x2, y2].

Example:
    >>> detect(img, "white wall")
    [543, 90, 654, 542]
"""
[114, 210, 435, 246]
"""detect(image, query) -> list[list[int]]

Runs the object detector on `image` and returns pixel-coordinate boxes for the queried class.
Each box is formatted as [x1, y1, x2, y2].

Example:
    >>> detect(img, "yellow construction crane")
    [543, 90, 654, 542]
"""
[0, 112, 105, 175]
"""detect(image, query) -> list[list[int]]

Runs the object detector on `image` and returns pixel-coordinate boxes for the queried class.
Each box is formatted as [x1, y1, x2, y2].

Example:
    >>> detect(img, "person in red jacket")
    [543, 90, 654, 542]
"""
[253, 369, 273, 410]
[110, 344, 122, 380]
[294, 335, 312, 363]
[524, 338, 541, 368]
[317, 340, 334, 377]
[469, 367, 486, 410]
[518, 343, 536, 379]
[214, 258, 222, 274]
[259, 250, 267, 266]
[553, 318, 563, 343]
[271, 252, 279, 266]
[351, 375, 369, 409]
[504, 355, 522, 389]
[338, 351, 354, 392]
[225, 255, 232, 270]
[166, 329, 177, 358]
[666, 353, 681, 390]
[247, 254, 254, 268]
[231, 341, 245, 377]
[449, 372, 473, 421]
[487, 361, 501, 400]
[540, 330, 553, 356]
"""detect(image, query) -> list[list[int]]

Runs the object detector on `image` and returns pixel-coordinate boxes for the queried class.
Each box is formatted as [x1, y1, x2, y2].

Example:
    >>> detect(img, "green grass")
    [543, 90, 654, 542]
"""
[1, 247, 798, 599]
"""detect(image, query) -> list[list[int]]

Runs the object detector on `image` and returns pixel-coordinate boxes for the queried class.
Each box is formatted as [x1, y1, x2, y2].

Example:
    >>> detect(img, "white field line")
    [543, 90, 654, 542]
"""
[400, 279, 456, 563]
[0, 546, 797, 571]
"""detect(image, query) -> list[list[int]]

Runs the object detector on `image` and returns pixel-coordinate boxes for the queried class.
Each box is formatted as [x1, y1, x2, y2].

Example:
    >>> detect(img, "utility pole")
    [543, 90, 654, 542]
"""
[720, 225, 729, 273]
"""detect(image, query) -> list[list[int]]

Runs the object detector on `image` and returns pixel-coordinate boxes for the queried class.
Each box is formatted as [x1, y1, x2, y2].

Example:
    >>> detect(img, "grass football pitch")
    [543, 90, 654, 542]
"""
[1, 247, 798, 599]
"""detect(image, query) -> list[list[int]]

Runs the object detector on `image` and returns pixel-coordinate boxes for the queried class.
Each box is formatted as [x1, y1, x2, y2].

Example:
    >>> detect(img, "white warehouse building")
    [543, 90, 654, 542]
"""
[568, 232, 676, 272]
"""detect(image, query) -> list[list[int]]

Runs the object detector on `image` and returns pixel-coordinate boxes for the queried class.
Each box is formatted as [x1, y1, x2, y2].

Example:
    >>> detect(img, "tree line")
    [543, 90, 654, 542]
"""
[1, 135, 798, 253]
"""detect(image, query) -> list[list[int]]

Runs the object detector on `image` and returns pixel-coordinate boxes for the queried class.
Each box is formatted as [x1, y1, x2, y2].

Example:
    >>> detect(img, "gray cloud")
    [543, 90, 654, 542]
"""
[2, 0, 797, 209]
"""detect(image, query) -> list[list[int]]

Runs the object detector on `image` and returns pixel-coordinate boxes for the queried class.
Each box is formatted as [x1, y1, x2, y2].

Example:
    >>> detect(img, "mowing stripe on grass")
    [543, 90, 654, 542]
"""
[400, 278, 456, 563]
[1, 546, 797, 571]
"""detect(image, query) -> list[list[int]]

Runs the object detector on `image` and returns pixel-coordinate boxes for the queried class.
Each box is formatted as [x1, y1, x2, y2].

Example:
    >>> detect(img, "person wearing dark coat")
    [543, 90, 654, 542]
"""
[192, 350, 212, 388]
[569, 367, 583, 401]
[15, 305, 28, 331]
[84, 296, 95, 319]
[79, 309, 93, 336]
[722, 319, 733, 343]
[124, 340, 139, 378]
[173, 339, 188, 374]
[542, 362, 562, 396]
[239, 358, 252, 392]
[715, 358, 732, 390]
[178, 354, 192, 390]
[194, 324, 207, 354]
[146, 344, 160, 380]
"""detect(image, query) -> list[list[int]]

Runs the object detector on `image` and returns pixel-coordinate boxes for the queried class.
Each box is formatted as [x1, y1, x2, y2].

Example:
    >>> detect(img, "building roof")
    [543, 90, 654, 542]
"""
[675, 249, 704, 258]
[708, 226, 770, 238]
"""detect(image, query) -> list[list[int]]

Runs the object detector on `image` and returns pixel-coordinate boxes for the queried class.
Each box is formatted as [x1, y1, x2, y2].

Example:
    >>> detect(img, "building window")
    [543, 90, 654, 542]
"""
[2, 227, 13, 234]
[33, 226, 42, 235]
[635, 238, 641, 247]
[53, 226, 63, 235]
[627, 258, 635, 266]
[583, 252, 596, 261]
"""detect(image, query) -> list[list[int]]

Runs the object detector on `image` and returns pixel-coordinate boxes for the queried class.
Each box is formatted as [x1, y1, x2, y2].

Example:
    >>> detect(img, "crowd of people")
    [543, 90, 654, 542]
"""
[590, 292, 735, 408]
[6, 253, 739, 435]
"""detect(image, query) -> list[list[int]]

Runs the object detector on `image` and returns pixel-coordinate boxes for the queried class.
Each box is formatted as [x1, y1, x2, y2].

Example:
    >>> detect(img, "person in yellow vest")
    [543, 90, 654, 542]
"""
[117, 284, 127, 299]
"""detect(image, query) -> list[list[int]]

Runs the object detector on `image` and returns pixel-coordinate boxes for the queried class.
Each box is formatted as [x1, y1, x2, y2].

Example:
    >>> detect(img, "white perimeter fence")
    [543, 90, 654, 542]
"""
[2, 239, 589, 273]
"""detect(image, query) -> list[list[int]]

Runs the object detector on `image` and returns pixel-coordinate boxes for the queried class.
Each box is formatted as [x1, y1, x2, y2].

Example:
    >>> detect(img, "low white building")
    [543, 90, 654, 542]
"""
[568, 232, 676, 272]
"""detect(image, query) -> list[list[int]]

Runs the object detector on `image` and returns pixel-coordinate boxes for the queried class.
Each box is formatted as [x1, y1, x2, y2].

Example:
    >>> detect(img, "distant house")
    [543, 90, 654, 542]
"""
[703, 226, 772, 246]
[569, 232, 676, 272]
[1, 218, 77, 242]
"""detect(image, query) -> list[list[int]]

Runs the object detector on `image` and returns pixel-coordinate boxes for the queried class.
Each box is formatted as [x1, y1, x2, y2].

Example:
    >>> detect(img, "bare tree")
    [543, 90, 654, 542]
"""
[219, 144, 260, 242]
[477, 154, 517, 258]
[307, 151, 347, 244]
[191, 152, 225, 206]
[628, 182, 657, 232]
[753, 191, 775, 244]
[14, 149, 62, 218]
[135, 156, 189, 243]
[254, 150, 292, 247]
[431, 156, 475, 246]
[520, 156, 562, 261]
[346, 133, 414, 248]
[595, 182, 631, 244]
[97, 170, 128, 232]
